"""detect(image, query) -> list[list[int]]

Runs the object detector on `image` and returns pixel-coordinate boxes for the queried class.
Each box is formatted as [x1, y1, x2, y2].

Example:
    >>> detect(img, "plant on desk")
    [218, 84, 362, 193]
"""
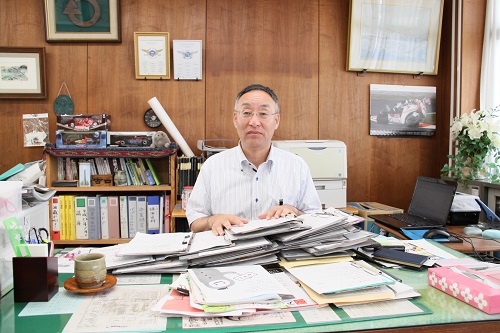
[441, 105, 500, 187]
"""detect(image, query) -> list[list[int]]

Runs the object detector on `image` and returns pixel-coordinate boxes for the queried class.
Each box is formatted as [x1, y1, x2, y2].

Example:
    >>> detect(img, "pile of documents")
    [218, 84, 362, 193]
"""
[153, 265, 320, 317]
[87, 210, 379, 274]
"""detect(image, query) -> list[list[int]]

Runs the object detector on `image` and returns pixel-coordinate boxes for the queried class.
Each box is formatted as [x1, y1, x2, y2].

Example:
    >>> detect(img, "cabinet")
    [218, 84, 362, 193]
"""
[44, 145, 177, 246]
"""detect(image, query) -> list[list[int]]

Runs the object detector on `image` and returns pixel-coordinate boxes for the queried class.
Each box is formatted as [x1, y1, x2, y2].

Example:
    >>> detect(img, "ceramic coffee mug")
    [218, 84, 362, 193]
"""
[74, 253, 107, 289]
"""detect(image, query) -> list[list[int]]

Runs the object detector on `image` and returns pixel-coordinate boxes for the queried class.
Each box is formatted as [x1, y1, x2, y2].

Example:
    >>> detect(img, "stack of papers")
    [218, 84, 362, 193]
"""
[153, 265, 320, 317]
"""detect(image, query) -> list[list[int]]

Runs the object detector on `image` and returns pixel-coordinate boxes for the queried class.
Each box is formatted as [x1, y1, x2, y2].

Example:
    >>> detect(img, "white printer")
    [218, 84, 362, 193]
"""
[272, 140, 347, 208]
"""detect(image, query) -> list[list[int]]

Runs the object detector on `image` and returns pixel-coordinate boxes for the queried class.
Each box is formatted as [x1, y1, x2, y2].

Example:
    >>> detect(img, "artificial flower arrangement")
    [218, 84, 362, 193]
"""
[441, 106, 500, 187]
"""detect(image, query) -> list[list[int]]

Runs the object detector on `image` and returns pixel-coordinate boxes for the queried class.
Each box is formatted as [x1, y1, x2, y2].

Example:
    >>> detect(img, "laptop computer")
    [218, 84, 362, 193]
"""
[370, 176, 457, 231]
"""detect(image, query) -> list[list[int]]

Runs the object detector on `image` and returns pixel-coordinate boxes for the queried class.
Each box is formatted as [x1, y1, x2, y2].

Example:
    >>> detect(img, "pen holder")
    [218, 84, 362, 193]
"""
[12, 257, 58, 302]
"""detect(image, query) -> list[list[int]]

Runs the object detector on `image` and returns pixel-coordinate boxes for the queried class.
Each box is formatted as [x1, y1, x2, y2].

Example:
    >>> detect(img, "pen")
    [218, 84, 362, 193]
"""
[377, 267, 402, 282]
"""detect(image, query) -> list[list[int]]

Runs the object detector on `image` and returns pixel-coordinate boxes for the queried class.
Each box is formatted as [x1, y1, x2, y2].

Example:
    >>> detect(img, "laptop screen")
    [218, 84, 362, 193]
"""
[408, 177, 457, 224]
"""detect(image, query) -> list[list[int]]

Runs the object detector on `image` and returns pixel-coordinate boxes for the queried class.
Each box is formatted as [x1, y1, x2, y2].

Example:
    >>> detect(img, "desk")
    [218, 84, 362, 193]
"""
[374, 222, 500, 254]
[2, 244, 500, 333]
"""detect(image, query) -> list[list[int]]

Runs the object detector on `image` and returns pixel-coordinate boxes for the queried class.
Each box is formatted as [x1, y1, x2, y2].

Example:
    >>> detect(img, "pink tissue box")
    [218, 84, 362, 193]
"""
[428, 266, 500, 314]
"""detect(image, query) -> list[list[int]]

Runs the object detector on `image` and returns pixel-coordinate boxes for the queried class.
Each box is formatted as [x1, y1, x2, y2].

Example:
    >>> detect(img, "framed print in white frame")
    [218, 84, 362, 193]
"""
[134, 32, 170, 80]
[0, 47, 47, 99]
[44, 0, 121, 42]
[347, 0, 444, 75]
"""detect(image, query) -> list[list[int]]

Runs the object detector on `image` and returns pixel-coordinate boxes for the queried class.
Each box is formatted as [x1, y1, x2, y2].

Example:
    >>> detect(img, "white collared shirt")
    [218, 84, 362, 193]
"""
[186, 144, 322, 224]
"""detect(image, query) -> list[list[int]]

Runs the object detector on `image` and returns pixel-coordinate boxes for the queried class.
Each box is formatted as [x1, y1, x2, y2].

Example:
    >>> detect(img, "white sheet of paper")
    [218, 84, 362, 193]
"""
[342, 299, 424, 318]
[117, 232, 192, 256]
[182, 312, 295, 329]
[18, 288, 83, 316]
[116, 274, 161, 285]
[62, 285, 169, 333]
[299, 306, 341, 324]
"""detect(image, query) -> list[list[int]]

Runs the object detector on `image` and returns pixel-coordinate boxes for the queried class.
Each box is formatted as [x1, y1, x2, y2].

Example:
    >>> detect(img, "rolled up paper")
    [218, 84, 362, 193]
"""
[148, 97, 194, 157]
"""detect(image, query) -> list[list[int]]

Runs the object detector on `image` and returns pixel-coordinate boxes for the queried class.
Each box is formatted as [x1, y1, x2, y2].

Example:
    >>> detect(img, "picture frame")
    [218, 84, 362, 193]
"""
[0, 47, 47, 99]
[347, 0, 444, 75]
[78, 162, 92, 187]
[369, 84, 436, 137]
[44, 0, 121, 42]
[134, 32, 170, 80]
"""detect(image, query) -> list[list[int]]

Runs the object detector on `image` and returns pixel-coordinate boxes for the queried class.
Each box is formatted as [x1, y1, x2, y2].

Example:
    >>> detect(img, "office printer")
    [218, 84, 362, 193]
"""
[272, 140, 347, 208]
[448, 192, 481, 225]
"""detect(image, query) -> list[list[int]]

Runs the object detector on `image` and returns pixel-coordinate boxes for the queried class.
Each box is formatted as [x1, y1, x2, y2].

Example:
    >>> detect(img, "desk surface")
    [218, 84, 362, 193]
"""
[374, 222, 500, 253]
[2, 243, 500, 333]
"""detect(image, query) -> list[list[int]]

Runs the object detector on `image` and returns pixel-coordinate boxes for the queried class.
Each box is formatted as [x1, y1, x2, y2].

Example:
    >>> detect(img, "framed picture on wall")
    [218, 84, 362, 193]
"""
[134, 32, 171, 80]
[369, 84, 436, 137]
[44, 0, 121, 42]
[0, 47, 47, 99]
[347, 0, 444, 75]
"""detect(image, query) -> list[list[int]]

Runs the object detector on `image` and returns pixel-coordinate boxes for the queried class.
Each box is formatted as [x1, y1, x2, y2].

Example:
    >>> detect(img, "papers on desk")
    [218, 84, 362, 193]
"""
[288, 260, 396, 295]
[117, 232, 193, 256]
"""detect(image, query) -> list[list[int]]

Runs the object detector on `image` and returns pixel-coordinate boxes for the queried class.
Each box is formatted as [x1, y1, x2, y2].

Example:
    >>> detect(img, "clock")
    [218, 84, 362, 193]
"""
[144, 108, 162, 128]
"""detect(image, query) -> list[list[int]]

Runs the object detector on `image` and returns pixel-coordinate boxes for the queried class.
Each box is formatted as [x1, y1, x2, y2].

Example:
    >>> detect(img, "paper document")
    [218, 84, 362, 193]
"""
[117, 232, 192, 256]
[226, 216, 298, 235]
[62, 285, 169, 333]
[288, 260, 395, 295]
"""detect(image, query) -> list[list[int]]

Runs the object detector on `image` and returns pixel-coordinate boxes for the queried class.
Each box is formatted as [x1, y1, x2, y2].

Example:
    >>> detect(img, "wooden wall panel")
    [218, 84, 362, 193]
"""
[460, 0, 486, 113]
[205, 0, 319, 142]
[0, 0, 485, 213]
[88, 0, 206, 153]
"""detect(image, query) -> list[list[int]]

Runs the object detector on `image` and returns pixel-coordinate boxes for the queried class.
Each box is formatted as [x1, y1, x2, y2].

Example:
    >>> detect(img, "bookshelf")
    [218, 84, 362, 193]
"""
[44, 145, 177, 246]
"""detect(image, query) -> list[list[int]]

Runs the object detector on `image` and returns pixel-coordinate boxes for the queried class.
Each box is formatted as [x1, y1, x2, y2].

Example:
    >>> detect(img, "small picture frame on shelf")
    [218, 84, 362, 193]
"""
[78, 162, 92, 187]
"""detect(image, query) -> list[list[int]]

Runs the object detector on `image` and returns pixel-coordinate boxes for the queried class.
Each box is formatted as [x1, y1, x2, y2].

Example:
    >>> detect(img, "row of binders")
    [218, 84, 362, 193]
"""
[50, 194, 170, 241]
[57, 157, 165, 186]
[177, 155, 203, 200]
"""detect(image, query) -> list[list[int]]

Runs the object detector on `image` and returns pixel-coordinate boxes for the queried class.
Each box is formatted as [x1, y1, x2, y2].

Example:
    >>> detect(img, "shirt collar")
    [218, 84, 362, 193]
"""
[236, 141, 275, 171]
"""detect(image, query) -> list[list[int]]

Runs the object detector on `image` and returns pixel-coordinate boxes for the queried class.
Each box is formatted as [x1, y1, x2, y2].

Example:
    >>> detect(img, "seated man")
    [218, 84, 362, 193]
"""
[186, 84, 322, 235]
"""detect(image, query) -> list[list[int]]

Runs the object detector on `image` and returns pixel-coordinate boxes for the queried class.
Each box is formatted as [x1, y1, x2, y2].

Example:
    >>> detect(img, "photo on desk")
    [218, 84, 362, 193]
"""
[369, 84, 436, 137]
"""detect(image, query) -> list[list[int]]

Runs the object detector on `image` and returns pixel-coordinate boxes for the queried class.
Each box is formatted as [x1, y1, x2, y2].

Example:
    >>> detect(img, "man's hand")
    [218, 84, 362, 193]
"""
[191, 214, 248, 236]
[258, 204, 302, 220]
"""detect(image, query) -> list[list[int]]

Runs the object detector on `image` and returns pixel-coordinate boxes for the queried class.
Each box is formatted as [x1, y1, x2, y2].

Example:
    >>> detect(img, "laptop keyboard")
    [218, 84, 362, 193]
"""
[387, 213, 437, 227]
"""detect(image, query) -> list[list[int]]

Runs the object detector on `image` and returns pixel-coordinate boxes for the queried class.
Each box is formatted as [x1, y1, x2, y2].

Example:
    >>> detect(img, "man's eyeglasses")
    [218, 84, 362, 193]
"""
[236, 110, 278, 120]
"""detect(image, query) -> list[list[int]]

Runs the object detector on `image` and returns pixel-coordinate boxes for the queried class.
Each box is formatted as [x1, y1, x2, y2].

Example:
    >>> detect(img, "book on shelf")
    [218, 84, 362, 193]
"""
[108, 196, 120, 239]
[51, 196, 61, 240]
[137, 196, 148, 233]
[119, 196, 129, 238]
[75, 196, 89, 240]
[147, 195, 160, 234]
[128, 196, 138, 238]
[87, 196, 101, 240]
[100, 196, 109, 239]
[145, 158, 162, 185]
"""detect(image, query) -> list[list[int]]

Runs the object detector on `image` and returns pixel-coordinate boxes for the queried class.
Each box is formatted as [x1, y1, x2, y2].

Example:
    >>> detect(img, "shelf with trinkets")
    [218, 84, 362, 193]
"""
[43, 143, 178, 246]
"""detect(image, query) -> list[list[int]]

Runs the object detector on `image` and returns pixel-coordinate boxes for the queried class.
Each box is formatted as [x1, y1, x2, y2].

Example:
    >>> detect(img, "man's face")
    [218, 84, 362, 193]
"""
[233, 90, 280, 151]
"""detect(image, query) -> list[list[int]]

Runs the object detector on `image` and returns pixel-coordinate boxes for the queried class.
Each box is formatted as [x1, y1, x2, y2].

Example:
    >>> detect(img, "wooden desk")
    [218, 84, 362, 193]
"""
[374, 222, 500, 253]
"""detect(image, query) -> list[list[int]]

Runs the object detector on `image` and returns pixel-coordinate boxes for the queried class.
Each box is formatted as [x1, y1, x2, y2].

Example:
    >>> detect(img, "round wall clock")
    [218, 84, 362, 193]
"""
[54, 94, 74, 115]
[144, 108, 162, 128]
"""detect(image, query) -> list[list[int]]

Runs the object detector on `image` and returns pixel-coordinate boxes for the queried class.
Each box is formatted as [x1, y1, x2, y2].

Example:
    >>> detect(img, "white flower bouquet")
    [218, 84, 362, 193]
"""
[441, 106, 500, 186]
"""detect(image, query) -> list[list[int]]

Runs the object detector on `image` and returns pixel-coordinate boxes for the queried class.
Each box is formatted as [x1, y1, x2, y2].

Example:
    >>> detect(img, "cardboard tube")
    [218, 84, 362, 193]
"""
[148, 97, 194, 157]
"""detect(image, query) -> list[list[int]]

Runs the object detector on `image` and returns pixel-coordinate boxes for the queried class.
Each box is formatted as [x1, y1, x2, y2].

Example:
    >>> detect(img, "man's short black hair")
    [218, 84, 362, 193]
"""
[234, 84, 280, 112]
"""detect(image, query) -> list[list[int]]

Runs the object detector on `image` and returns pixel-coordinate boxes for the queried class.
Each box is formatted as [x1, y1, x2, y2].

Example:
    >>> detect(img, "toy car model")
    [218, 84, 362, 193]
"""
[114, 137, 150, 147]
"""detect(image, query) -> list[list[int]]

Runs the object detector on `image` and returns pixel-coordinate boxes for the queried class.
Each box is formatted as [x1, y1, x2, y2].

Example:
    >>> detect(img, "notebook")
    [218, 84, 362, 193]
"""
[370, 176, 457, 231]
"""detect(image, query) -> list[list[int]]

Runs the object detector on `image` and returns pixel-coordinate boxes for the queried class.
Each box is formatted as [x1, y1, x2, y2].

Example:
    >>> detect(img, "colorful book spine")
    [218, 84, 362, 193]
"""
[107, 196, 120, 239]
[147, 195, 160, 234]
[145, 158, 161, 185]
[51, 196, 61, 240]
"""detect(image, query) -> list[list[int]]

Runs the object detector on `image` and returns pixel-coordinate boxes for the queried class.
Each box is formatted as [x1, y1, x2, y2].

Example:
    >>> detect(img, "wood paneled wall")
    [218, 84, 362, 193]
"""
[0, 0, 485, 211]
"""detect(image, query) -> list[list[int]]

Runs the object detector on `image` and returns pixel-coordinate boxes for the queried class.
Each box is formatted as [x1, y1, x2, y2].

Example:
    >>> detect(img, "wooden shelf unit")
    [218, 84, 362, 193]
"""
[45, 146, 177, 246]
